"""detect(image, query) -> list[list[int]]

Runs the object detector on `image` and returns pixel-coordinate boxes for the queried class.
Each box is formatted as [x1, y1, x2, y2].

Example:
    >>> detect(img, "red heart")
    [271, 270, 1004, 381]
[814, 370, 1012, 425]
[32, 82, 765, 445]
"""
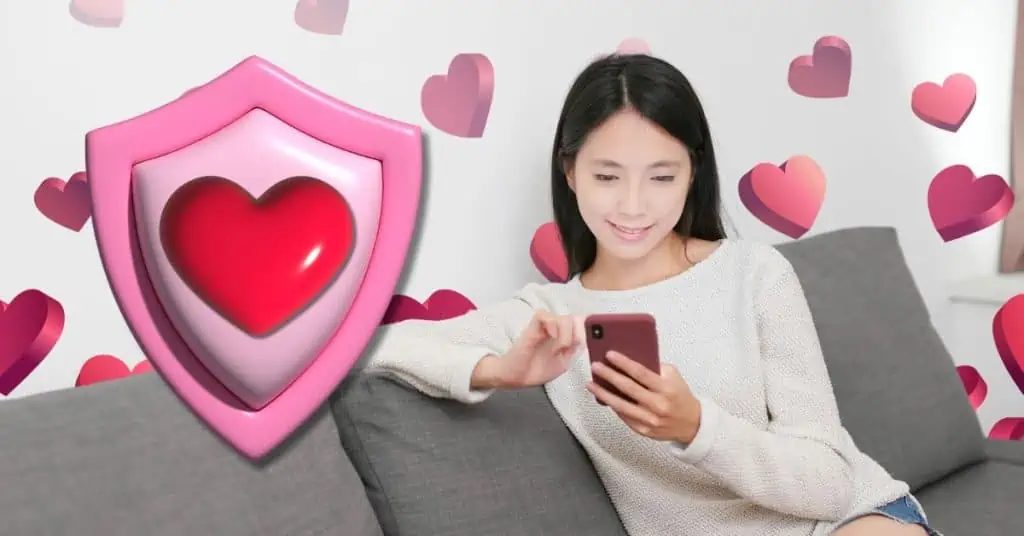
[994, 294, 1024, 395]
[160, 176, 355, 337]
[956, 365, 988, 410]
[380, 290, 476, 325]
[75, 355, 153, 387]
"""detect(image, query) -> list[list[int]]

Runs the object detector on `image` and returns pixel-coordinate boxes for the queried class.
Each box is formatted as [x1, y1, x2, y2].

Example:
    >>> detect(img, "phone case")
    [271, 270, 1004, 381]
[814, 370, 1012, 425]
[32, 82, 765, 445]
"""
[584, 313, 660, 405]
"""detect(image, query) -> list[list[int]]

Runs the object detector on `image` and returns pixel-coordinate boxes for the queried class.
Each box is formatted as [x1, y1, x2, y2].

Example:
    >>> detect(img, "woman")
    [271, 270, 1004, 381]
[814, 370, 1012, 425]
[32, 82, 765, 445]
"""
[367, 54, 940, 536]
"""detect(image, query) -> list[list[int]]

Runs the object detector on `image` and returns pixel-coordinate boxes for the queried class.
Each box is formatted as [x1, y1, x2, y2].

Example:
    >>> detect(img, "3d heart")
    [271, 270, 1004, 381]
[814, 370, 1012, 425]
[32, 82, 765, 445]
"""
[159, 175, 356, 338]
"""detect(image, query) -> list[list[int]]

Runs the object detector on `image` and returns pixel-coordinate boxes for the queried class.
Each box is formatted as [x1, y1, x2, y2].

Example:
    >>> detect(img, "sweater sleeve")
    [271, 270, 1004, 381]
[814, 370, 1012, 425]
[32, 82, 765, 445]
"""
[669, 251, 855, 521]
[363, 290, 535, 404]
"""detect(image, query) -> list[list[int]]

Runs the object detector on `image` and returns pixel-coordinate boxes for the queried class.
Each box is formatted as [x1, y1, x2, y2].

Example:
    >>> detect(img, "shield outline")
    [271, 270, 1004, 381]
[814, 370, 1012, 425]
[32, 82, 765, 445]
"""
[86, 56, 422, 459]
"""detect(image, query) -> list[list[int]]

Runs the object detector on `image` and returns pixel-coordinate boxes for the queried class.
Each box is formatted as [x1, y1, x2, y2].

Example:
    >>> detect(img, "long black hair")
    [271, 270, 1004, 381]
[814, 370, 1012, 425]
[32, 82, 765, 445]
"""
[551, 54, 727, 277]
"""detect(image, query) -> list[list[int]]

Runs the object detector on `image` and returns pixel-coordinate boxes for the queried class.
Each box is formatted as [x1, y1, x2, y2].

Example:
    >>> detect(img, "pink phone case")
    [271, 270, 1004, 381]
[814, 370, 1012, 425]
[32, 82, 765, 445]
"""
[584, 313, 660, 405]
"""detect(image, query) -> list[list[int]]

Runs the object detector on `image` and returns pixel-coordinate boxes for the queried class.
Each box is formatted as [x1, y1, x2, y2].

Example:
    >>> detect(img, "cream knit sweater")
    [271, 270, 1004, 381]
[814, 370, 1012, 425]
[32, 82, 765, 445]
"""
[366, 239, 917, 536]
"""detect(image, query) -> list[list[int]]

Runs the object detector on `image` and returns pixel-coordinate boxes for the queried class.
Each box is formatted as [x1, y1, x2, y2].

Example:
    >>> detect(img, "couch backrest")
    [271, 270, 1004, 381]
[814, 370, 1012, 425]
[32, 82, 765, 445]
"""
[0, 373, 383, 536]
[774, 226, 986, 489]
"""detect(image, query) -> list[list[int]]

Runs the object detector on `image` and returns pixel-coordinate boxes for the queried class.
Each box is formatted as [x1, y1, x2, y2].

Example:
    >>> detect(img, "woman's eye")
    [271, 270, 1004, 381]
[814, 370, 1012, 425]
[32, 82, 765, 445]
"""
[595, 174, 617, 181]
[652, 175, 676, 182]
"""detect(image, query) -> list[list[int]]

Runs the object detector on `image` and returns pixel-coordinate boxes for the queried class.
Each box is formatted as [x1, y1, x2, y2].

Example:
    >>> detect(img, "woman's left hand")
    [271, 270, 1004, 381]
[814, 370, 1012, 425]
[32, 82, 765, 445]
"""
[587, 351, 702, 444]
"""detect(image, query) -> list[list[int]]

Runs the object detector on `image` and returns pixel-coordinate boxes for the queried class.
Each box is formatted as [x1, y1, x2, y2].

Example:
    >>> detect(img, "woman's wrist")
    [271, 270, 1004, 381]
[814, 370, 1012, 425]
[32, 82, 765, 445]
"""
[470, 354, 507, 390]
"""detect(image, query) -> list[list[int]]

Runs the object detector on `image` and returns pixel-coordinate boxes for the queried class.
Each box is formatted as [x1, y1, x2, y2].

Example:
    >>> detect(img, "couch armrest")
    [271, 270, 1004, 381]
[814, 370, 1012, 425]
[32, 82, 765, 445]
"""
[985, 439, 1024, 465]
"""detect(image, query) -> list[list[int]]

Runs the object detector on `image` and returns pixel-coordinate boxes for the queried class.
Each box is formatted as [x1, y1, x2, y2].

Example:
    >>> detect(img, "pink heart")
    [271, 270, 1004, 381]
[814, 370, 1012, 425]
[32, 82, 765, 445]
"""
[994, 293, 1024, 395]
[738, 155, 826, 239]
[0, 290, 65, 395]
[616, 38, 651, 55]
[956, 365, 988, 410]
[293, 0, 349, 35]
[76, 354, 153, 388]
[69, 0, 123, 28]
[911, 73, 976, 132]
[530, 222, 568, 283]
[380, 290, 476, 325]
[989, 417, 1024, 440]
[421, 53, 494, 138]
[34, 171, 92, 231]
[787, 36, 852, 99]
[928, 164, 1014, 242]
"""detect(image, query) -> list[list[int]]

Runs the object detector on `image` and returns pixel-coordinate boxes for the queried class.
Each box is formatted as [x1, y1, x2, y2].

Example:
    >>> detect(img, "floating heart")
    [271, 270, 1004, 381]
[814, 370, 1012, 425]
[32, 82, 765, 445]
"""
[0, 290, 65, 395]
[994, 293, 1024, 395]
[76, 354, 153, 387]
[421, 53, 495, 138]
[615, 38, 651, 55]
[911, 73, 976, 132]
[989, 417, 1024, 440]
[69, 0, 123, 28]
[956, 365, 988, 410]
[34, 171, 92, 231]
[160, 175, 356, 337]
[293, 0, 349, 35]
[787, 36, 852, 98]
[530, 221, 569, 283]
[738, 155, 826, 238]
[380, 289, 476, 325]
[928, 164, 1014, 242]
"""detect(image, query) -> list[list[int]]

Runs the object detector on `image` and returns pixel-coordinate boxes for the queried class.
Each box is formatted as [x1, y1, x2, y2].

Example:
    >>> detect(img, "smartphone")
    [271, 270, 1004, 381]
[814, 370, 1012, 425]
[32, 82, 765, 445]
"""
[584, 313, 661, 405]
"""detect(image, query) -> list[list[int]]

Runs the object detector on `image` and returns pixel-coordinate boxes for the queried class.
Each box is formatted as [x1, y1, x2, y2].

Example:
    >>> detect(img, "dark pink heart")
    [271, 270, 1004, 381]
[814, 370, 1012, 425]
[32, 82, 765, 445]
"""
[956, 365, 988, 410]
[530, 221, 568, 283]
[76, 354, 154, 388]
[34, 171, 92, 231]
[738, 155, 826, 239]
[994, 293, 1024, 395]
[380, 290, 476, 325]
[928, 164, 1014, 242]
[0, 290, 65, 395]
[989, 417, 1024, 440]
[787, 36, 852, 99]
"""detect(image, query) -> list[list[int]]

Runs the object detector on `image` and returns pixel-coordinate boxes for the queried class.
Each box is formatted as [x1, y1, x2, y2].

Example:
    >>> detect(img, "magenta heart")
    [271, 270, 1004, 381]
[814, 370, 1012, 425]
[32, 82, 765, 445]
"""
[421, 53, 495, 138]
[0, 290, 66, 395]
[928, 164, 1014, 242]
[293, 0, 349, 35]
[787, 36, 852, 99]
[380, 290, 476, 325]
[76, 354, 154, 388]
[34, 171, 92, 231]
[956, 365, 988, 410]
[989, 417, 1024, 440]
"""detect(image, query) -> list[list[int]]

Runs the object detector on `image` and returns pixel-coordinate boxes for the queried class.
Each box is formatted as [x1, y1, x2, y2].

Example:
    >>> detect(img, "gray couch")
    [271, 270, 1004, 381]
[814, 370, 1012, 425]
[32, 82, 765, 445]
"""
[1, 227, 1022, 535]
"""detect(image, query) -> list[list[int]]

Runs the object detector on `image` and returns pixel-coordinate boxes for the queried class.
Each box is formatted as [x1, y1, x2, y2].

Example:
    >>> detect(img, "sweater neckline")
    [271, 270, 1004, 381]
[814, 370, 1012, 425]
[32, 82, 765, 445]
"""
[567, 239, 732, 301]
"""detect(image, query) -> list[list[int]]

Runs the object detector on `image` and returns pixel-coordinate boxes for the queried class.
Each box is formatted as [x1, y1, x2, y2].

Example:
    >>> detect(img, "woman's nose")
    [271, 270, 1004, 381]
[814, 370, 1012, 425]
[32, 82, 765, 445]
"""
[617, 180, 645, 216]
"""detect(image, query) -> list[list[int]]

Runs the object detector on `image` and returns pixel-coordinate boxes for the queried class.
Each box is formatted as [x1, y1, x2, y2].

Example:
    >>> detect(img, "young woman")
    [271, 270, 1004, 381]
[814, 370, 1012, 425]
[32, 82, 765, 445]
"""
[367, 54, 940, 536]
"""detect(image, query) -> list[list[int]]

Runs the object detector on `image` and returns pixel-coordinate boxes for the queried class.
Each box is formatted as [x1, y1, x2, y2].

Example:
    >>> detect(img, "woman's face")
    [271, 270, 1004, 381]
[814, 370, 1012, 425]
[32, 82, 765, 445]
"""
[567, 108, 694, 264]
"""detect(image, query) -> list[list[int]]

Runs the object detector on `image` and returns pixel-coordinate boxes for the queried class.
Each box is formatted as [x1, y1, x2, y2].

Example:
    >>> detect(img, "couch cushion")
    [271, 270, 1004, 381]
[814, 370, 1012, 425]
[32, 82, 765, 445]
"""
[775, 227, 986, 490]
[914, 461, 1024, 535]
[331, 372, 629, 536]
[0, 373, 382, 536]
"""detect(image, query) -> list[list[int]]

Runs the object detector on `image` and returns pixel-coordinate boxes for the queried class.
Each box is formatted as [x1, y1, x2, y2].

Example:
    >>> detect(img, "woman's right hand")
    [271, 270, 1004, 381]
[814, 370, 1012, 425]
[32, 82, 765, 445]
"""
[473, 310, 585, 389]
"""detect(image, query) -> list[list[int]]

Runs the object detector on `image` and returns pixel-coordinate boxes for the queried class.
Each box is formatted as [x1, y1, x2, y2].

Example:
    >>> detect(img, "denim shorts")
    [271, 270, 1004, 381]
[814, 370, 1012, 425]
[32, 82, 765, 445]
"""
[835, 495, 942, 535]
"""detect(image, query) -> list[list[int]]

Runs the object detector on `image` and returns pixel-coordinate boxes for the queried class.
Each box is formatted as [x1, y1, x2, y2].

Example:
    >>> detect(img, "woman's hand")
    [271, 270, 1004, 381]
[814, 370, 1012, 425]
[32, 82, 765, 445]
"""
[587, 351, 702, 444]
[474, 310, 585, 390]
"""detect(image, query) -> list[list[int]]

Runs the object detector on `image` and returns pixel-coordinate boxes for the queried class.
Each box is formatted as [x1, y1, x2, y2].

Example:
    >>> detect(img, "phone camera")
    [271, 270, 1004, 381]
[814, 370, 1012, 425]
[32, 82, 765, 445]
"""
[591, 324, 604, 340]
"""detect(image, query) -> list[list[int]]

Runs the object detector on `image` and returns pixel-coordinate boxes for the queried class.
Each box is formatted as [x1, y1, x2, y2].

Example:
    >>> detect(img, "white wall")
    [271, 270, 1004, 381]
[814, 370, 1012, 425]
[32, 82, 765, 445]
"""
[0, 1, 1018, 411]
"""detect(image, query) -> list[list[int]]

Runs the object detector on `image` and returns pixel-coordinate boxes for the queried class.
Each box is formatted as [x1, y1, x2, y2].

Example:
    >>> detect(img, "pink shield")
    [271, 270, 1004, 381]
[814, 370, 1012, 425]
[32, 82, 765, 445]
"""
[86, 56, 422, 459]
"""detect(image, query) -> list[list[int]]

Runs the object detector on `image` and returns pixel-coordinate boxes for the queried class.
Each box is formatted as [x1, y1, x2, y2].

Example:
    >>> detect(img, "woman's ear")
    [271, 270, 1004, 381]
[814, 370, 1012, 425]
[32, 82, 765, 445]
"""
[564, 161, 576, 193]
